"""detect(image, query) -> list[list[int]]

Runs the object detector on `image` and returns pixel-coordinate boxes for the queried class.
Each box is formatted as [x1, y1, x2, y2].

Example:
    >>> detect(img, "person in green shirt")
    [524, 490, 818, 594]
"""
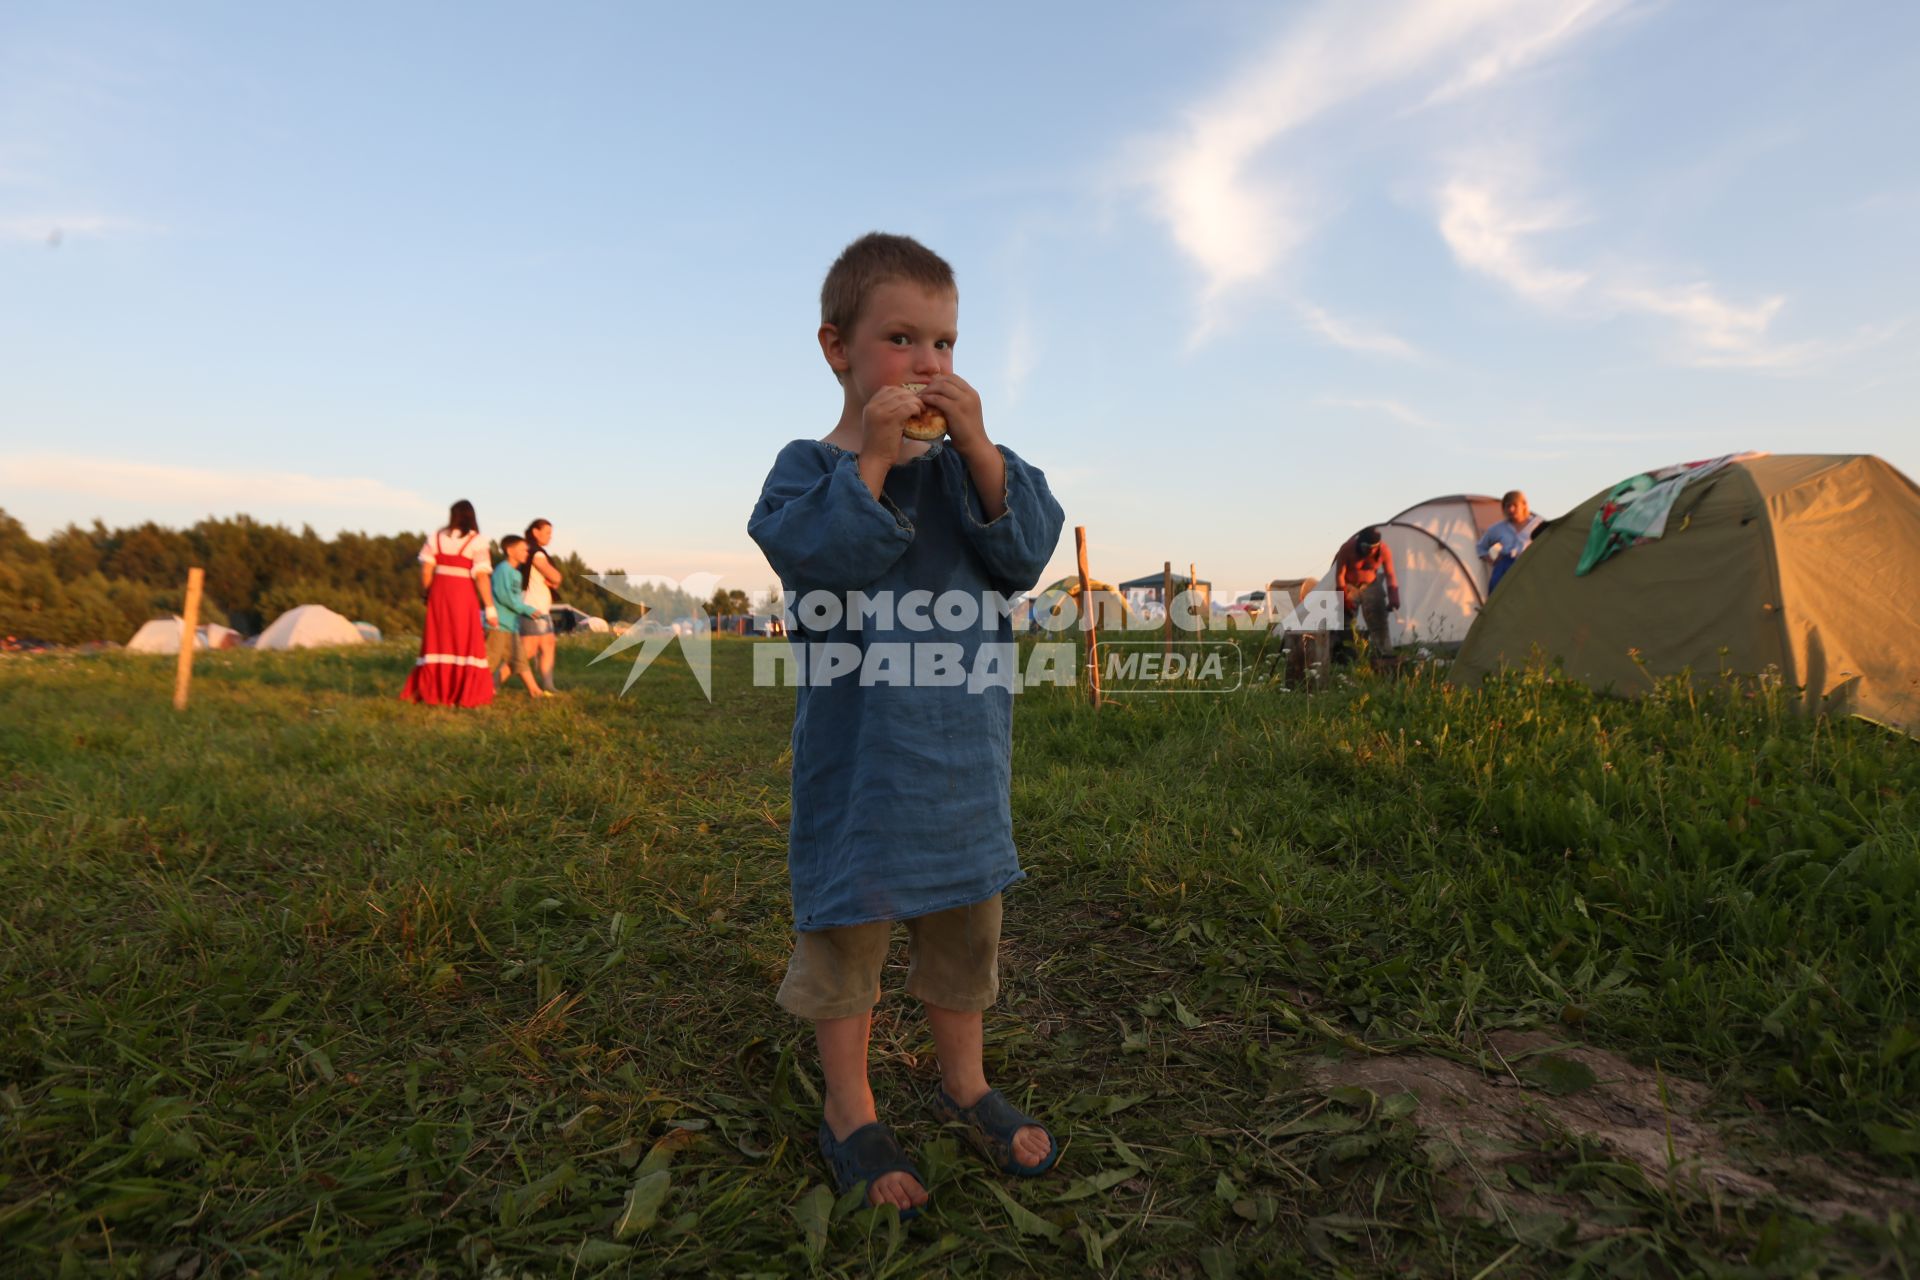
[489, 536, 548, 699]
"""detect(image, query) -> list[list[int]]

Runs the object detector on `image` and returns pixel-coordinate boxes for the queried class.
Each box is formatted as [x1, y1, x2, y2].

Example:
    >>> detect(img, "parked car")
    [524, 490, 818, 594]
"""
[549, 604, 608, 635]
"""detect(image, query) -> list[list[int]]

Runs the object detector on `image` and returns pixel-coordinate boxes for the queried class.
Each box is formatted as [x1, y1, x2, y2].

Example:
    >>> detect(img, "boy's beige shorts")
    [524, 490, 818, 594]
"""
[486, 627, 531, 677]
[777, 895, 1002, 1020]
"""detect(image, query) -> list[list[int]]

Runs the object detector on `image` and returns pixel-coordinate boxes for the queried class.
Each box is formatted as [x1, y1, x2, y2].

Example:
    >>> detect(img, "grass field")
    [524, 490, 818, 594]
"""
[2, 635, 1917, 1277]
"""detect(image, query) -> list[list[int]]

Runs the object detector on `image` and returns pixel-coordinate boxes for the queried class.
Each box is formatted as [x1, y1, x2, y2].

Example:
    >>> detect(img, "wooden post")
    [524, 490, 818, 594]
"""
[1162, 560, 1173, 659]
[1190, 562, 1201, 631]
[172, 567, 204, 711]
[1075, 526, 1101, 709]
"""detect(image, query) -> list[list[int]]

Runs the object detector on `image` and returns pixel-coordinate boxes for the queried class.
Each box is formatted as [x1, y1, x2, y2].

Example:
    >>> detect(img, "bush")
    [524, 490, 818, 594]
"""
[0, 509, 623, 644]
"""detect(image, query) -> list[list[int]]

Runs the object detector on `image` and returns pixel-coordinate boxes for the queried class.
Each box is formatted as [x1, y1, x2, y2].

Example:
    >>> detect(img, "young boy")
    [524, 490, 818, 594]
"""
[488, 536, 548, 699]
[748, 233, 1066, 1217]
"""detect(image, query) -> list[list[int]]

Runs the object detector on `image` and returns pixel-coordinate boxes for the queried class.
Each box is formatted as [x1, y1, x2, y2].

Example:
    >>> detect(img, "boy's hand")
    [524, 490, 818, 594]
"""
[858, 386, 916, 496]
[921, 374, 1008, 520]
[919, 374, 988, 457]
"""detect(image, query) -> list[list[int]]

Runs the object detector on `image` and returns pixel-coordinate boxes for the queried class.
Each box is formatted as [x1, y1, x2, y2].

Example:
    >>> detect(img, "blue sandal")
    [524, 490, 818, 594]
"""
[817, 1121, 926, 1220]
[932, 1088, 1059, 1178]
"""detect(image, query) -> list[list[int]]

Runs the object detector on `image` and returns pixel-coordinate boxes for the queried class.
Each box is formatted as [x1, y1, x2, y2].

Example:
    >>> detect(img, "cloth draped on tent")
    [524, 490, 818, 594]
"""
[1576, 454, 1757, 575]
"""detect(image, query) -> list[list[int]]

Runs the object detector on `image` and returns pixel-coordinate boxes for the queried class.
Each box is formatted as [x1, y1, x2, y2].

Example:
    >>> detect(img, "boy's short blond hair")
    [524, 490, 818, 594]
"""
[821, 232, 956, 337]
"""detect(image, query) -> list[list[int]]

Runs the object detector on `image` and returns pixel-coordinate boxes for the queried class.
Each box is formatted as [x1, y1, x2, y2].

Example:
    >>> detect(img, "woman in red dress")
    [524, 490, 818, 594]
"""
[402, 499, 498, 707]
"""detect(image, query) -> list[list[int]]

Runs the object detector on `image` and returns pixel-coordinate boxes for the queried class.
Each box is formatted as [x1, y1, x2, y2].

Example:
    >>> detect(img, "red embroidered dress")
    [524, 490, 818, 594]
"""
[402, 530, 495, 707]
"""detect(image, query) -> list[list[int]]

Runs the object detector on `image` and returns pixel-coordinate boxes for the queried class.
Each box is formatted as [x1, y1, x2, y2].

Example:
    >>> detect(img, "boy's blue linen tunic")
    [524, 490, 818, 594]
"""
[748, 440, 1065, 931]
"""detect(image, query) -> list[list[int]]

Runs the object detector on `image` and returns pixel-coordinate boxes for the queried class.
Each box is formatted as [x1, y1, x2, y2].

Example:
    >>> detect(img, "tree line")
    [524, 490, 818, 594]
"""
[0, 509, 718, 646]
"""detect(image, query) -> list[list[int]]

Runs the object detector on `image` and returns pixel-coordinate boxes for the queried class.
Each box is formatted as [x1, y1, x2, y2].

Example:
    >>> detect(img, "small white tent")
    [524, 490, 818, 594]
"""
[256, 604, 364, 650]
[1312, 495, 1504, 648]
[127, 618, 196, 654]
[125, 619, 244, 654]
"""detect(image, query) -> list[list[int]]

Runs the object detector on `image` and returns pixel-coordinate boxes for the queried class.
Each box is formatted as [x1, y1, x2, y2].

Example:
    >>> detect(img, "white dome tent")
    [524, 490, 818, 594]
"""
[127, 618, 195, 654]
[255, 604, 364, 651]
[1312, 495, 1504, 649]
[125, 618, 242, 654]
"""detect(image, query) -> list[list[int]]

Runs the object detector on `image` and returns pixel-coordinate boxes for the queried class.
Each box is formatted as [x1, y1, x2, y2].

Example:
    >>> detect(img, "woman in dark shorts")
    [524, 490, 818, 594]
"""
[520, 518, 563, 693]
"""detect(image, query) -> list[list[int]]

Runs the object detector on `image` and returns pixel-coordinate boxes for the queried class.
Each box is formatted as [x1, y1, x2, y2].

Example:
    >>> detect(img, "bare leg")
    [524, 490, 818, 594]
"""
[515, 638, 543, 698]
[538, 635, 559, 691]
[922, 1002, 1052, 1169]
[816, 1014, 927, 1212]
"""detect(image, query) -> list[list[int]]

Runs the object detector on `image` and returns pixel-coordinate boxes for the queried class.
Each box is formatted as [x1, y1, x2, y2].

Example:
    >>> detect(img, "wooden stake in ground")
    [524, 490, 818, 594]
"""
[1075, 526, 1102, 709]
[1162, 560, 1173, 659]
[173, 566, 205, 711]
[1190, 562, 1201, 630]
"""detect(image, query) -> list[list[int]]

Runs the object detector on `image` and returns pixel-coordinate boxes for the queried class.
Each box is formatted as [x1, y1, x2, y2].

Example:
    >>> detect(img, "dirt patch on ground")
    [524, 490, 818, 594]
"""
[1309, 1030, 1918, 1230]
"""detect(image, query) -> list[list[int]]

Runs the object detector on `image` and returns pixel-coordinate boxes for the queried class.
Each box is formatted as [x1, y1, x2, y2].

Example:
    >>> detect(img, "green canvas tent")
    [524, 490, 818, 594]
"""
[1453, 454, 1920, 738]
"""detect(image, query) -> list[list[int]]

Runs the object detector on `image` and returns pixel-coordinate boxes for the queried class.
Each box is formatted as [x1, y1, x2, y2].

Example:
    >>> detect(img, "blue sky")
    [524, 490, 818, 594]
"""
[4, 1, 1917, 601]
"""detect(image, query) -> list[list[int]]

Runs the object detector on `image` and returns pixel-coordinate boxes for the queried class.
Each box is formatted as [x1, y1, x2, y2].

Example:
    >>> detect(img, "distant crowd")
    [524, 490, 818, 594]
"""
[400, 501, 565, 706]
[1330, 489, 1539, 666]
[397, 489, 1548, 699]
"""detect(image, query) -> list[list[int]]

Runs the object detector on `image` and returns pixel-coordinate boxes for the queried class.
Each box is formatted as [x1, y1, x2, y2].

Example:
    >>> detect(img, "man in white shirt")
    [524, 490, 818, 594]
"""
[1476, 491, 1544, 593]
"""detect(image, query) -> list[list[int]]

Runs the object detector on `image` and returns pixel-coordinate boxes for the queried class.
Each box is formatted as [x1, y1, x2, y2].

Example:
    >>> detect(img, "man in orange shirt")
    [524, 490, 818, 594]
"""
[1334, 527, 1400, 660]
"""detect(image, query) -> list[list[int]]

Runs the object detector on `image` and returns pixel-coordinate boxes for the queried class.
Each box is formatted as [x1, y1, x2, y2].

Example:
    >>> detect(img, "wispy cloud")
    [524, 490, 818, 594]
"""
[1435, 176, 1590, 304]
[0, 213, 146, 244]
[1852, 187, 1920, 216]
[1469, 445, 1573, 461]
[1435, 159, 1850, 372]
[1421, 0, 1626, 106]
[605, 544, 783, 589]
[1002, 304, 1038, 407]
[1299, 303, 1429, 361]
[1319, 395, 1446, 431]
[0, 454, 428, 514]
[1134, 0, 1630, 338]
[1538, 426, 1688, 443]
[1608, 282, 1805, 368]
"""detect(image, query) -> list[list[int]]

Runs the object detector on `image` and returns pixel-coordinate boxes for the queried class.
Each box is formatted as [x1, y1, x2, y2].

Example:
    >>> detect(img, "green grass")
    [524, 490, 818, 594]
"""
[1, 636, 1916, 1277]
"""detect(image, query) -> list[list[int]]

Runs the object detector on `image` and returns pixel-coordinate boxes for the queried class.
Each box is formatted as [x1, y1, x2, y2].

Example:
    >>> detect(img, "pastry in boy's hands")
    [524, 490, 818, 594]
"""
[898, 383, 948, 441]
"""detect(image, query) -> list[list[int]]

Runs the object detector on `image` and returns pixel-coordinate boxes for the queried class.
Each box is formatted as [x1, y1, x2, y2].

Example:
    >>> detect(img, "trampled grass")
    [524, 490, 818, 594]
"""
[1, 636, 1916, 1277]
